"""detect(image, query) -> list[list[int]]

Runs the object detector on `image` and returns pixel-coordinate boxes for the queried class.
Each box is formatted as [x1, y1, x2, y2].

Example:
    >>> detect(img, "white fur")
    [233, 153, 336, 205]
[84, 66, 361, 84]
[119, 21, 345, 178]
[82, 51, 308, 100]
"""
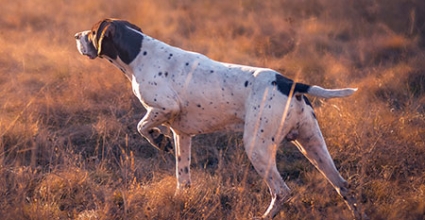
[308, 86, 358, 98]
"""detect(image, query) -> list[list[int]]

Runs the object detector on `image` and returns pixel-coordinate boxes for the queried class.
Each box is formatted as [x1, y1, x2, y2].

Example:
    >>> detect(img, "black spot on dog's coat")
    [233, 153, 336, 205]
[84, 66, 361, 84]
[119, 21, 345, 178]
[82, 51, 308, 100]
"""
[303, 96, 313, 108]
[295, 94, 302, 101]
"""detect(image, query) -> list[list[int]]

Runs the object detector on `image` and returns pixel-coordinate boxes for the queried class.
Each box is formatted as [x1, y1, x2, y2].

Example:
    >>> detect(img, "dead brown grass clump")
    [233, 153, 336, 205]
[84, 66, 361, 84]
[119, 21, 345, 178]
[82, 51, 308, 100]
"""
[1, 0, 424, 219]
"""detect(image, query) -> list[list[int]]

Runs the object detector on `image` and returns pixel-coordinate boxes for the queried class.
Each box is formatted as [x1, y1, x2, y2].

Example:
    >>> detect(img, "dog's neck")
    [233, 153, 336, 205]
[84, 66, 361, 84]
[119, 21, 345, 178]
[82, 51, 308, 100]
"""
[99, 25, 144, 81]
[131, 36, 187, 78]
[102, 27, 178, 82]
[101, 55, 131, 80]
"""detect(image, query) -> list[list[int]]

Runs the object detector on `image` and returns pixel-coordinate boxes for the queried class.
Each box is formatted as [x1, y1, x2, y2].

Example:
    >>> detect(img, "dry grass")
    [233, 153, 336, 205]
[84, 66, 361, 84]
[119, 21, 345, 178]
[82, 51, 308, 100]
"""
[1, 0, 425, 219]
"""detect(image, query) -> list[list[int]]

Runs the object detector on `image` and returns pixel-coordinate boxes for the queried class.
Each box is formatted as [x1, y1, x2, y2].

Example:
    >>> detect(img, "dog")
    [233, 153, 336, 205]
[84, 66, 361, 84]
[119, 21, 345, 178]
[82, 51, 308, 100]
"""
[75, 18, 361, 219]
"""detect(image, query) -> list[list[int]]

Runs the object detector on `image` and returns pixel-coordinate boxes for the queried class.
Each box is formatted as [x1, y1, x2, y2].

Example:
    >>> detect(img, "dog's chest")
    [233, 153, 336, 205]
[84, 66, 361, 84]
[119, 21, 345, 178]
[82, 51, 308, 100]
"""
[131, 76, 143, 103]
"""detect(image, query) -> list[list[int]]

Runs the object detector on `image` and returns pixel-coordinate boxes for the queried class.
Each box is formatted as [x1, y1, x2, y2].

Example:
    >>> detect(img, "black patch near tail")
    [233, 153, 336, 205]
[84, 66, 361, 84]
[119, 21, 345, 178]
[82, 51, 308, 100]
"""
[272, 74, 311, 96]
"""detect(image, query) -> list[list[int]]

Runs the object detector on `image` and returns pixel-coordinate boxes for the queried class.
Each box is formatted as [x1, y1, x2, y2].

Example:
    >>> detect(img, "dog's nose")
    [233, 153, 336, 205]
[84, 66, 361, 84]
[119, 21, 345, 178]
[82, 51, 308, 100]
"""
[74, 33, 81, 40]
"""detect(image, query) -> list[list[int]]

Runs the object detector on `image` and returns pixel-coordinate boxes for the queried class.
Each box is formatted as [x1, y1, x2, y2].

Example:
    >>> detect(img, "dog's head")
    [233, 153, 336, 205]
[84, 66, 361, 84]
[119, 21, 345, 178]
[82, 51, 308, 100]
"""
[74, 18, 143, 64]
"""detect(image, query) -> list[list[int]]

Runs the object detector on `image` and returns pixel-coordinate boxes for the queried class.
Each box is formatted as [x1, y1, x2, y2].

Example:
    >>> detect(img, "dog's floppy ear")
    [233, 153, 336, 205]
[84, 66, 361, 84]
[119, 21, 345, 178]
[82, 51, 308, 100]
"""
[89, 19, 115, 57]
[89, 20, 106, 50]
[97, 23, 116, 57]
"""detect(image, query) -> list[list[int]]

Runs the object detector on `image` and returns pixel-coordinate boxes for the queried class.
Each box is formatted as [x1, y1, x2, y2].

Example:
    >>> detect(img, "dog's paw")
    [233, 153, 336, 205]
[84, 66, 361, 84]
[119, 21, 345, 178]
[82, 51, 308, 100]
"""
[148, 128, 174, 152]
[157, 134, 173, 152]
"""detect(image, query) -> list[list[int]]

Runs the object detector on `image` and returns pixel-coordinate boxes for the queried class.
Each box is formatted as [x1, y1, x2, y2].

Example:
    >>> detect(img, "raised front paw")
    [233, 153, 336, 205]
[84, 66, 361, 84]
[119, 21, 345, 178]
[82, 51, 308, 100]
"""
[148, 128, 174, 152]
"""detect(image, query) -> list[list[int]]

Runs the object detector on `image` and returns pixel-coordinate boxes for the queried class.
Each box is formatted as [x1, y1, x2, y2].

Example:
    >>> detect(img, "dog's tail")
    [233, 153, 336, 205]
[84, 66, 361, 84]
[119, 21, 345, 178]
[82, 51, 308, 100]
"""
[306, 85, 357, 98]
[274, 74, 357, 98]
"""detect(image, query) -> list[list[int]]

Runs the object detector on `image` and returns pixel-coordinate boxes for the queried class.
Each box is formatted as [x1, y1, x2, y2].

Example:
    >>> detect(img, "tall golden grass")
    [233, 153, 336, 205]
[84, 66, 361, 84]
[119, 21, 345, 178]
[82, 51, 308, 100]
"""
[1, 0, 424, 219]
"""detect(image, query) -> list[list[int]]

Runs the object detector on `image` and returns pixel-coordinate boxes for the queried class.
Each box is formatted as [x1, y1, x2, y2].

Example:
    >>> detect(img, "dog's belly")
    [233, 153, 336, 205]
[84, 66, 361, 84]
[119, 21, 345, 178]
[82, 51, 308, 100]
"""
[169, 98, 246, 134]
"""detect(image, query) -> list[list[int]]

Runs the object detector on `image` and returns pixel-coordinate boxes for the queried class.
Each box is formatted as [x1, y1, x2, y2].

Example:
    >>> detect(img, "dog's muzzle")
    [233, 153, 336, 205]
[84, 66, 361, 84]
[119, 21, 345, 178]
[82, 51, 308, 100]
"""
[75, 31, 97, 59]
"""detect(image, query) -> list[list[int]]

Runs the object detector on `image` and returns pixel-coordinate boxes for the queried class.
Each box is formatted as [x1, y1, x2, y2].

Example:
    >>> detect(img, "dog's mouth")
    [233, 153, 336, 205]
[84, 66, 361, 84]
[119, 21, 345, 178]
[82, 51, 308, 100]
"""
[75, 31, 98, 59]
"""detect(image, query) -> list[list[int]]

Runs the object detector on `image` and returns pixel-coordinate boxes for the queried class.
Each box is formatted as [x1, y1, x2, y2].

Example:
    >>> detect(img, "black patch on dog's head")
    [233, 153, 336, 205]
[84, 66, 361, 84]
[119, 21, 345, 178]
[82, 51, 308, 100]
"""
[89, 18, 143, 64]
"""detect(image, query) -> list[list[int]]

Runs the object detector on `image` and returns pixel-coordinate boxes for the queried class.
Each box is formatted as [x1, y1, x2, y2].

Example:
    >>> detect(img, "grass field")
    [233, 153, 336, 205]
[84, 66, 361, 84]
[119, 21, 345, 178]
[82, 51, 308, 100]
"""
[1, 0, 424, 219]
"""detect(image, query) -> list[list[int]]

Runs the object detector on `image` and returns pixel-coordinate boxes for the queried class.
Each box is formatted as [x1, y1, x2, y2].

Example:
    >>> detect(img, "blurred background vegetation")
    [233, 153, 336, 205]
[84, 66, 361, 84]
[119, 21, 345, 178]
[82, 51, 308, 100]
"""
[0, 0, 424, 219]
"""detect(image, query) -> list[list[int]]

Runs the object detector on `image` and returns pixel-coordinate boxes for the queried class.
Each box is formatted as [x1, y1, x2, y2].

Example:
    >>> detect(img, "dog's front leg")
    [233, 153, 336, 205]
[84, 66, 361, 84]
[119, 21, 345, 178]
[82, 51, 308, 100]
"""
[137, 108, 176, 152]
[172, 132, 192, 192]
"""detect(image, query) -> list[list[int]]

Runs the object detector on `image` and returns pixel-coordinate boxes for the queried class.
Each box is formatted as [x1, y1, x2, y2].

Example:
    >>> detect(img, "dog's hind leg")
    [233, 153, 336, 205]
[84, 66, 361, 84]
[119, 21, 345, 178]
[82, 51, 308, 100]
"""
[243, 133, 291, 219]
[293, 115, 361, 219]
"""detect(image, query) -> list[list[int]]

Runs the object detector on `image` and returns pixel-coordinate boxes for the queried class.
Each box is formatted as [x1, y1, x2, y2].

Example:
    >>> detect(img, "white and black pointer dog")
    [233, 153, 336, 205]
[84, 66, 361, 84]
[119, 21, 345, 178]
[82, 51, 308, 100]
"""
[75, 19, 362, 219]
